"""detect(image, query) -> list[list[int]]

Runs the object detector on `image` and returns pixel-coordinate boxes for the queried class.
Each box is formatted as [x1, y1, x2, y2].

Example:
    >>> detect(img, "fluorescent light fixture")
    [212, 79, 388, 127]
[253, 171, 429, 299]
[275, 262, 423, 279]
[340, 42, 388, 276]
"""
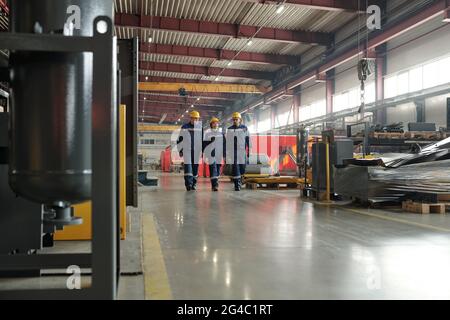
[276, 5, 285, 14]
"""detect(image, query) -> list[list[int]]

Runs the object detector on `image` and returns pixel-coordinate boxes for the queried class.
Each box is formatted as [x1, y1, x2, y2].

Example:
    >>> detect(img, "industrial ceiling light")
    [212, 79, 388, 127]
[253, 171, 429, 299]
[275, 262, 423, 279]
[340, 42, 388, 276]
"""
[145, 76, 149, 80]
[215, 77, 219, 81]
[227, 61, 233, 66]
[148, 36, 153, 43]
[196, 98, 200, 101]
[276, 4, 285, 14]
[144, 97, 147, 100]
[185, 110, 189, 113]
[191, 104, 195, 108]
[247, 39, 253, 46]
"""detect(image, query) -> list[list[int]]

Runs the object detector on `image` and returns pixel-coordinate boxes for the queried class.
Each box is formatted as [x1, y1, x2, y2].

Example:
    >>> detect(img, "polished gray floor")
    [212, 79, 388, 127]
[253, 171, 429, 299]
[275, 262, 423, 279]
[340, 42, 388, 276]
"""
[143, 173, 450, 300]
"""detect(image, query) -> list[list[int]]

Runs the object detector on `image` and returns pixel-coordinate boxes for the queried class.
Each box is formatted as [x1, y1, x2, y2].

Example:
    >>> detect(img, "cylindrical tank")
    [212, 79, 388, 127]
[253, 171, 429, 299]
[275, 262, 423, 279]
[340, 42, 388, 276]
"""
[9, 0, 113, 205]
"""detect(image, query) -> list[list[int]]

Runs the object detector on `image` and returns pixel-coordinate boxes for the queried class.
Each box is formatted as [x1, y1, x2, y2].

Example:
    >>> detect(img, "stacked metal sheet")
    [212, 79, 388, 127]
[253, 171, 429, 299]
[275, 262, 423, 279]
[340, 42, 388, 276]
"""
[334, 138, 450, 203]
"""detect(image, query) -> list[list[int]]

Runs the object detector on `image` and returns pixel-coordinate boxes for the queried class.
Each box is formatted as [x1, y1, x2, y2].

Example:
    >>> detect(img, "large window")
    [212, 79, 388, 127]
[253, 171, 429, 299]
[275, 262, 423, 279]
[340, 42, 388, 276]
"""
[384, 54, 450, 98]
[275, 108, 294, 128]
[333, 81, 375, 113]
[299, 99, 326, 122]
[257, 118, 271, 133]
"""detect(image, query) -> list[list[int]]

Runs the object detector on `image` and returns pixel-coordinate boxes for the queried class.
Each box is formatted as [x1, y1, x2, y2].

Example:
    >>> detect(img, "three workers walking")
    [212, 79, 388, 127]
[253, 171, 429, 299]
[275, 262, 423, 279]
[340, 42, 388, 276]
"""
[177, 111, 250, 192]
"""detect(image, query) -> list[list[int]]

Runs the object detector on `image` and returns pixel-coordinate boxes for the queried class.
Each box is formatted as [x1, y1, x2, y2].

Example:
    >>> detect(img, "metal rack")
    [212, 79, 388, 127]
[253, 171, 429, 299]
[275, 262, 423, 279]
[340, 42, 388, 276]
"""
[0, 16, 118, 300]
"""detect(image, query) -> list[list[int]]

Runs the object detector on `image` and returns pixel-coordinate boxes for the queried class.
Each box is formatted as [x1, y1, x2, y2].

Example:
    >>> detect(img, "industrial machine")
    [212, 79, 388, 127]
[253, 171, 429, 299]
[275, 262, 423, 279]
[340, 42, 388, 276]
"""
[0, 0, 136, 300]
[311, 131, 354, 199]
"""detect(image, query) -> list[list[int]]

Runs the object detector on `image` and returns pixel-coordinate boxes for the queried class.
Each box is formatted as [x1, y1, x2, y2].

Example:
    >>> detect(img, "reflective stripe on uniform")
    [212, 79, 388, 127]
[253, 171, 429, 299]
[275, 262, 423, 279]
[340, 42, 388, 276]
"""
[210, 176, 219, 180]
[232, 176, 241, 179]
[184, 173, 193, 177]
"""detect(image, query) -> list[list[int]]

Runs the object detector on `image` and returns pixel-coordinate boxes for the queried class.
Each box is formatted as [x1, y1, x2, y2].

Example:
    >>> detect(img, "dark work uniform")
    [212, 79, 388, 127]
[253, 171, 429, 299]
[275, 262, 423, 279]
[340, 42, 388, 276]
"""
[177, 122, 203, 190]
[226, 124, 251, 190]
[203, 128, 226, 190]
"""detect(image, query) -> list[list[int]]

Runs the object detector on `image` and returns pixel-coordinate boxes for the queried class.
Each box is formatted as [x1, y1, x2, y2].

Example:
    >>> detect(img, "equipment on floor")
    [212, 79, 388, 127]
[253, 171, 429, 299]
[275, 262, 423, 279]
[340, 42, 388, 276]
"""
[246, 154, 272, 175]
[311, 136, 354, 199]
[334, 137, 450, 204]
[0, 0, 137, 300]
[138, 171, 159, 186]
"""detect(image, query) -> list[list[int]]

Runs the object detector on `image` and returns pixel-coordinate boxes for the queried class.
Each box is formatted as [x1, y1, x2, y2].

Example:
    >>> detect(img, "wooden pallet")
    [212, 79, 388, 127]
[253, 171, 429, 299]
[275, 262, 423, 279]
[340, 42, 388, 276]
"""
[246, 182, 301, 190]
[402, 200, 446, 214]
[370, 132, 405, 139]
[404, 131, 441, 140]
[245, 177, 304, 190]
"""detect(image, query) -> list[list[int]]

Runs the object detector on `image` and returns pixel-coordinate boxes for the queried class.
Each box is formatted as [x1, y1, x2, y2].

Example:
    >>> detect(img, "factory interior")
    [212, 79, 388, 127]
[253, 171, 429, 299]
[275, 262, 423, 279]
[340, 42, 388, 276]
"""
[1, 0, 450, 302]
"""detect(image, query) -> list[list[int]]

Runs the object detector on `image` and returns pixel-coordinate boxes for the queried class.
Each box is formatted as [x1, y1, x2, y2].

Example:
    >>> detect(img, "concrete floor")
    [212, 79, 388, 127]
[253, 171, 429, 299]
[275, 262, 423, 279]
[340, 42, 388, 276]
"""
[2, 172, 450, 300]
[0, 211, 145, 300]
[140, 173, 450, 300]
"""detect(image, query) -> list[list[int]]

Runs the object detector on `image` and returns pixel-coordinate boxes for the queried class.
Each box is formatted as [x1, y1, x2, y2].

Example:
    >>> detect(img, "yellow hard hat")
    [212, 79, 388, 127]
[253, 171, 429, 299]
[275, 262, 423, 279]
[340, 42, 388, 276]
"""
[210, 117, 220, 124]
[190, 110, 200, 119]
[232, 112, 242, 120]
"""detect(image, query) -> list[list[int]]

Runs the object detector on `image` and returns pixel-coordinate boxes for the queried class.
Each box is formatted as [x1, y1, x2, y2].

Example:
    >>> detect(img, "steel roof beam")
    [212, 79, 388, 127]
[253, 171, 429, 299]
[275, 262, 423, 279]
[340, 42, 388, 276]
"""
[115, 13, 332, 46]
[139, 95, 229, 107]
[140, 61, 274, 80]
[140, 91, 241, 101]
[140, 43, 300, 66]
[236, 0, 450, 115]
[243, 0, 374, 12]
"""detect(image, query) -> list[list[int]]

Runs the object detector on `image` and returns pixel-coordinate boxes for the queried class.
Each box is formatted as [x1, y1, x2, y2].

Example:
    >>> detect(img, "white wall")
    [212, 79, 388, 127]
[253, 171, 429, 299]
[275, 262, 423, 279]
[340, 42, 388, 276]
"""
[386, 102, 416, 129]
[387, 17, 450, 74]
[257, 107, 272, 132]
[301, 83, 325, 105]
[425, 94, 450, 129]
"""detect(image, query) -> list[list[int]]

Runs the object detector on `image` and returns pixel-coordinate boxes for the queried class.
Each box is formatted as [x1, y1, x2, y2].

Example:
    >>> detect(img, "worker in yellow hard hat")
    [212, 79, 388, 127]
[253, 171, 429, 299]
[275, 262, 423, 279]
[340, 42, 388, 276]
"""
[176, 110, 203, 191]
[226, 112, 251, 191]
[203, 117, 225, 192]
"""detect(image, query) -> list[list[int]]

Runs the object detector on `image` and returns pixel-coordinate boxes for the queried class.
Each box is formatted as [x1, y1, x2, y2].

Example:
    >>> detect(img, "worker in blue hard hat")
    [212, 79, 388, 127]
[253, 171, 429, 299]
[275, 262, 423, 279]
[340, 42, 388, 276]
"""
[203, 117, 226, 192]
[177, 110, 203, 191]
[226, 112, 251, 191]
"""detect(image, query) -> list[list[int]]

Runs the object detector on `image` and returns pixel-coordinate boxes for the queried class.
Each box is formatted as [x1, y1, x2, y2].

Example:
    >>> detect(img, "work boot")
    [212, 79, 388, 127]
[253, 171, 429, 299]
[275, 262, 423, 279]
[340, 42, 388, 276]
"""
[186, 186, 192, 191]
[212, 186, 219, 192]
[234, 179, 241, 191]
[191, 184, 197, 191]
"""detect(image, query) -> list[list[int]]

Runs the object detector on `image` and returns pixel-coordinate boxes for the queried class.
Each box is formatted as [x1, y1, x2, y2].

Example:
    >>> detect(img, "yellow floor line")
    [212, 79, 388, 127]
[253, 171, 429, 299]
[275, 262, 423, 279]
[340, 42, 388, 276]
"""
[339, 206, 450, 233]
[142, 214, 173, 300]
